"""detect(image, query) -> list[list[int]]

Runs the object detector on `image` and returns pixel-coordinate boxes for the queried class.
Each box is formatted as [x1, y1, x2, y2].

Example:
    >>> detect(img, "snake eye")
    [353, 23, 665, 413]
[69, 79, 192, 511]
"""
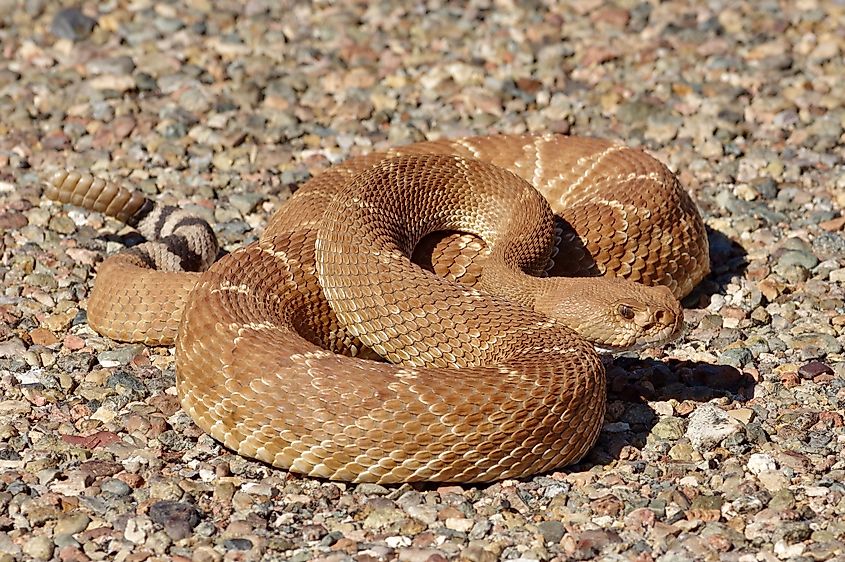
[618, 304, 635, 320]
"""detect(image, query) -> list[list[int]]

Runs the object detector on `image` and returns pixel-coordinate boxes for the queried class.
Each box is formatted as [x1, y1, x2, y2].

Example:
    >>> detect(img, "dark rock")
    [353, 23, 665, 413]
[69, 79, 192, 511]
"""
[798, 361, 834, 380]
[223, 538, 253, 551]
[148, 501, 201, 540]
[51, 8, 97, 41]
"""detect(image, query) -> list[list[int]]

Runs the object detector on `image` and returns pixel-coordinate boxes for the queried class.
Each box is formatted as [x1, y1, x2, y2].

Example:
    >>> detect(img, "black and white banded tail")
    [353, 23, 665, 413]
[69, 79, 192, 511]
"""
[47, 170, 219, 273]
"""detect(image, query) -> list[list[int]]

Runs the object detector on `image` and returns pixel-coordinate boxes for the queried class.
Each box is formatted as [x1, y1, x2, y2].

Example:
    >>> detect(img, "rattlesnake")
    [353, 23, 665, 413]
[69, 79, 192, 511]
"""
[46, 134, 708, 483]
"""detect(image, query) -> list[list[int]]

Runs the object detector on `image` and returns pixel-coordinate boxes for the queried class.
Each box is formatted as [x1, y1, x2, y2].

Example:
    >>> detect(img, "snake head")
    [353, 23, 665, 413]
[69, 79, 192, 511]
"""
[537, 279, 684, 351]
[605, 284, 684, 350]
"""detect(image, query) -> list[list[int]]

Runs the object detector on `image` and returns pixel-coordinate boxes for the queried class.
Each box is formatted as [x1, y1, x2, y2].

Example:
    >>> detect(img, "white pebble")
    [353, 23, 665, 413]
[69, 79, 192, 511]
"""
[774, 540, 804, 558]
[804, 486, 829, 497]
[747, 453, 777, 475]
[124, 517, 151, 544]
[686, 403, 741, 451]
[650, 401, 675, 417]
[385, 535, 411, 548]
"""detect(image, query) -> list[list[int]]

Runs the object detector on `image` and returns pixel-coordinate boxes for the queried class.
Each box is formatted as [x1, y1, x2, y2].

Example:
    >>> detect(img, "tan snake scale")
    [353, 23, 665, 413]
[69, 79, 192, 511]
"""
[46, 134, 709, 483]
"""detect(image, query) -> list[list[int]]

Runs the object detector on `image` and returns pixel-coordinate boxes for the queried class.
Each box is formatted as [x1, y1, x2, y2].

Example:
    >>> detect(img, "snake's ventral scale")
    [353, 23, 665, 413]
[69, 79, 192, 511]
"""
[45, 133, 708, 483]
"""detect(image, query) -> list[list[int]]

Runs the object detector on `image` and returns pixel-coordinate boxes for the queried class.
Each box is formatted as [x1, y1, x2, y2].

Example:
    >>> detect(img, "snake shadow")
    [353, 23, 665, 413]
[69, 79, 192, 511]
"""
[683, 226, 748, 308]
[570, 354, 758, 470]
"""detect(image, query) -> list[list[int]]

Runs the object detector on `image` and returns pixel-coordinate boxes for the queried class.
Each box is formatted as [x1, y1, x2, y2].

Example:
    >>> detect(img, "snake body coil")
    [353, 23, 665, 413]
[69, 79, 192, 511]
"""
[47, 134, 708, 483]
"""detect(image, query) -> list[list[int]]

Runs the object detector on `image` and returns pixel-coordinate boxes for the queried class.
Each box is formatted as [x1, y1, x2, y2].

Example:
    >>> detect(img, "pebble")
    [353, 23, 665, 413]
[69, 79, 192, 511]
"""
[86, 56, 136, 76]
[444, 517, 474, 533]
[124, 516, 152, 544]
[685, 403, 743, 451]
[148, 501, 201, 540]
[718, 347, 753, 368]
[769, 489, 796, 511]
[537, 520, 565, 544]
[54, 513, 91, 535]
[97, 345, 146, 367]
[50, 7, 96, 41]
[223, 538, 253, 551]
[747, 453, 777, 475]
[397, 548, 447, 562]
[22, 535, 54, 560]
[650, 417, 685, 440]
[757, 470, 790, 493]
[727, 408, 755, 424]
[356, 483, 390, 496]
[101, 478, 132, 497]
[798, 360, 834, 379]
[776, 249, 819, 270]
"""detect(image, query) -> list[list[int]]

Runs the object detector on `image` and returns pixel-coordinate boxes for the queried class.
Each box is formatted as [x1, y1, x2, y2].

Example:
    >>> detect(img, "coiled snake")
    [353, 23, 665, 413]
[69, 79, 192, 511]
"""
[46, 134, 708, 483]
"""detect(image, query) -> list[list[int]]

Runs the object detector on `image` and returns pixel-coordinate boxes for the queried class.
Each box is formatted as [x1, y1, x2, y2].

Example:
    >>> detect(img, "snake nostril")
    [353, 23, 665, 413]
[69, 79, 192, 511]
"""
[655, 310, 666, 324]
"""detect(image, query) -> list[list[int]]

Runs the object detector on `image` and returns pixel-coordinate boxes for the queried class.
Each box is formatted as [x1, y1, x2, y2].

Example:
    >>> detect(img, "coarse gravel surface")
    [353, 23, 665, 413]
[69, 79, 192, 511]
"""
[1, 1, 844, 561]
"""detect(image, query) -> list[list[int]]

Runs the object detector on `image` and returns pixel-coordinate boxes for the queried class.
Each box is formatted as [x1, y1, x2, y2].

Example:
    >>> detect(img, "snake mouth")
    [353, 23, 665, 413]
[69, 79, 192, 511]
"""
[594, 319, 686, 353]
[642, 319, 686, 349]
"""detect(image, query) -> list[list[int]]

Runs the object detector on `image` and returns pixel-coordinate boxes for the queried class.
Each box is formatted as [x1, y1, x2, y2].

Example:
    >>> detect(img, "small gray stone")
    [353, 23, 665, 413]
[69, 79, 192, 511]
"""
[719, 347, 753, 368]
[397, 548, 447, 562]
[405, 504, 437, 525]
[691, 494, 724, 511]
[223, 538, 253, 551]
[616, 100, 657, 126]
[155, 17, 185, 34]
[469, 518, 493, 540]
[362, 501, 406, 529]
[24, 272, 58, 290]
[229, 193, 264, 215]
[24, 0, 47, 17]
[52, 534, 80, 549]
[101, 478, 132, 497]
[780, 236, 814, 252]
[51, 8, 97, 41]
[776, 249, 819, 270]
[135, 72, 158, 91]
[645, 114, 683, 143]
[775, 522, 813, 543]
[621, 403, 656, 425]
[538, 520, 565, 543]
[107, 371, 145, 393]
[787, 333, 842, 358]
[89, 101, 114, 121]
[97, 345, 145, 367]
[769, 489, 796, 511]
[86, 55, 136, 76]
[48, 214, 76, 234]
[744, 335, 770, 356]
[0, 338, 26, 358]
[158, 430, 195, 452]
[356, 483, 390, 496]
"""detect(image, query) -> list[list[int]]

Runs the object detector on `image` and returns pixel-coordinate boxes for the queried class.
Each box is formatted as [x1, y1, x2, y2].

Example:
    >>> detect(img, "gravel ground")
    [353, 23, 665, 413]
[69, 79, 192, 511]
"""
[2, 1, 845, 561]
